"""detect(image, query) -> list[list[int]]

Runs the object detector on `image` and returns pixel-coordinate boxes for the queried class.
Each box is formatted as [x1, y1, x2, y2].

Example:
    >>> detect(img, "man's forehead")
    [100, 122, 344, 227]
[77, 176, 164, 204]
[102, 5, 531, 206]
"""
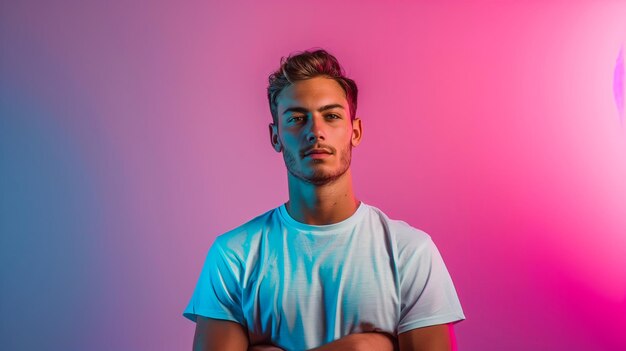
[277, 77, 348, 113]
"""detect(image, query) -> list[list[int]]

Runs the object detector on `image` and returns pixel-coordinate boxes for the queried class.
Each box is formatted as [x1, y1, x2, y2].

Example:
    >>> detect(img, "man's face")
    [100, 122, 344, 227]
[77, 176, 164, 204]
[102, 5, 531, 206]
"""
[270, 76, 362, 185]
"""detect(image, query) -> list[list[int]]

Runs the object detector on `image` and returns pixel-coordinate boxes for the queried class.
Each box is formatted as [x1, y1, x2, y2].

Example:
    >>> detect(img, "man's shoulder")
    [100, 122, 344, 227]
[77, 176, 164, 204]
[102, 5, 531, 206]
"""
[365, 203, 433, 248]
[213, 206, 280, 251]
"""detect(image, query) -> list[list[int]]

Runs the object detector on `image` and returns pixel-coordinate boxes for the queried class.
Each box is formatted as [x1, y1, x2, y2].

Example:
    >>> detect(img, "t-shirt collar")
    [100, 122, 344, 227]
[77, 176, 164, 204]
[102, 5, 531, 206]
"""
[277, 201, 367, 233]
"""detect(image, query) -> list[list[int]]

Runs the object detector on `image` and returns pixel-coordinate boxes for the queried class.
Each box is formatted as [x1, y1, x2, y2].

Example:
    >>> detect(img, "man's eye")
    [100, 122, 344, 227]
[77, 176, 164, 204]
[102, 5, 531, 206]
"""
[326, 114, 341, 119]
[290, 116, 305, 122]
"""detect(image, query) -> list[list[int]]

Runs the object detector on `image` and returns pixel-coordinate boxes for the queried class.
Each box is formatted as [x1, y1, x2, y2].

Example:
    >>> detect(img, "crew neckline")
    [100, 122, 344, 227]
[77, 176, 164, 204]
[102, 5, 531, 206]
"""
[277, 201, 368, 233]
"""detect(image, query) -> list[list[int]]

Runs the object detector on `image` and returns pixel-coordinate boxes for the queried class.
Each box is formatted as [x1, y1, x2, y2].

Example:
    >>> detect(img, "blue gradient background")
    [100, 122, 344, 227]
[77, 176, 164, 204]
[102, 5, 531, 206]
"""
[1, 1, 625, 350]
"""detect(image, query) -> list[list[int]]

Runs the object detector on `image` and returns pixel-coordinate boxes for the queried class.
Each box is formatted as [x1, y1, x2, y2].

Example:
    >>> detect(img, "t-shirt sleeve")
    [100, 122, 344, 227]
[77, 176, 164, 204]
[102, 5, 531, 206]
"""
[397, 234, 465, 333]
[183, 237, 245, 325]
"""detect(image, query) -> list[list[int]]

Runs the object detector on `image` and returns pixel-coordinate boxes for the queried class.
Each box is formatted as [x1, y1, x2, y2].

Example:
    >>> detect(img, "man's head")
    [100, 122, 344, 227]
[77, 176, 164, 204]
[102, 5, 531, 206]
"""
[267, 49, 362, 186]
[268, 49, 358, 124]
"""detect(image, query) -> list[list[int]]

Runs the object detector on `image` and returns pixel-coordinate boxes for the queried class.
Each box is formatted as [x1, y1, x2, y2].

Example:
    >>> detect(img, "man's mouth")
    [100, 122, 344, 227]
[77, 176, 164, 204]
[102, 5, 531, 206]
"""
[304, 148, 333, 157]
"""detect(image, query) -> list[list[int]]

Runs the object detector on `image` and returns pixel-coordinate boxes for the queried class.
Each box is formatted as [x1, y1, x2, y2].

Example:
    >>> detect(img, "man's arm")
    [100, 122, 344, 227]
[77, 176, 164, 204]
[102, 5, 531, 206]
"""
[249, 332, 395, 351]
[193, 316, 249, 351]
[309, 332, 395, 351]
[397, 323, 456, 351]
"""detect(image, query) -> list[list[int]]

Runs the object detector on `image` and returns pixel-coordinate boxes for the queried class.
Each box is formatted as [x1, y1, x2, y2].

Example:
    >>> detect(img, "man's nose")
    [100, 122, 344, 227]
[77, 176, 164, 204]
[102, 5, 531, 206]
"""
[306, 115, 326, 142]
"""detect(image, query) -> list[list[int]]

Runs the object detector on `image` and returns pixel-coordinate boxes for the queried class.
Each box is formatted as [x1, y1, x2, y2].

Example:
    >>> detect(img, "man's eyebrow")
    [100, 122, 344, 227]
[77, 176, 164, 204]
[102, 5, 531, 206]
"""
[318, 104, 345, 112]
[282, 107, 309, 115]
[282, 104, 345, 115]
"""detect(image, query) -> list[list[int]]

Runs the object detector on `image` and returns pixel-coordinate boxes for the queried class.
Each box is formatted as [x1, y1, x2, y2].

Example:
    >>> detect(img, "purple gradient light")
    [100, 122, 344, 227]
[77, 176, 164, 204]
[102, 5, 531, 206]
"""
[1, 1, 626, 350]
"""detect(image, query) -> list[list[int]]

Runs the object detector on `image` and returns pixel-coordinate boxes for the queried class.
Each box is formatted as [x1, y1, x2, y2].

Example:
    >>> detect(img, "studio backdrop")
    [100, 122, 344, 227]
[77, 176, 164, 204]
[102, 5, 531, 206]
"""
[1, 1, 625, 350]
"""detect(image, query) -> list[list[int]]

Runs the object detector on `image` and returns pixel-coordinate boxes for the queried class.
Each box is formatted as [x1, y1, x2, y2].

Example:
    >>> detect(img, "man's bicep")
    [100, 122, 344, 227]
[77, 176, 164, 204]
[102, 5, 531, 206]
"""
[193, 316, 249, 351]
[397, 323, 455, 351]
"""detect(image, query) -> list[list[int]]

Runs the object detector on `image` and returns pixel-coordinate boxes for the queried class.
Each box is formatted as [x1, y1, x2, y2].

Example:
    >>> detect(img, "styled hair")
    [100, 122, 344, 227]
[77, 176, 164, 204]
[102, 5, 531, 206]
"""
[267, 49, 358, 124]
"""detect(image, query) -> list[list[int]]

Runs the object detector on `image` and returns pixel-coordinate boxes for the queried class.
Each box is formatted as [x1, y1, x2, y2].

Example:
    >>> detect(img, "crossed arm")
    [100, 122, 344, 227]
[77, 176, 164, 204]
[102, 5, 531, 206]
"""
[192, 317, 456, 351]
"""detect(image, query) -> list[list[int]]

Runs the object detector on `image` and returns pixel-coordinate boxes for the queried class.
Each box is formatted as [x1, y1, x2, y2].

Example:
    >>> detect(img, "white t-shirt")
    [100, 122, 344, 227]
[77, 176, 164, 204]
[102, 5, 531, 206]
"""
[184, 202, 465, 350]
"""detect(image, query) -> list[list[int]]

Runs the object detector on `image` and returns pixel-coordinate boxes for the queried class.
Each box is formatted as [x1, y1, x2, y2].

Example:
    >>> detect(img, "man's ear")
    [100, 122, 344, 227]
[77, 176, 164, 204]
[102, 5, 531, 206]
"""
[351, 117, 363, 147]
[269, 123, 282, 152]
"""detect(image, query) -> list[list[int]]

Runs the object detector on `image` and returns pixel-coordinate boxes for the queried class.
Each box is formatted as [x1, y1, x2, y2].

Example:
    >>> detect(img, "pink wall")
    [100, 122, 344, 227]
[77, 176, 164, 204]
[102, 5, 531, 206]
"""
[1, 1, 625, 350]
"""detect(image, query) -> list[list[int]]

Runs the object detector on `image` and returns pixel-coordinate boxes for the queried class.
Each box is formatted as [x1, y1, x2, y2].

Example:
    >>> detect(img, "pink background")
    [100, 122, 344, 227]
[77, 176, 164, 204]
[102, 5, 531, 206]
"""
[1, 1, 625, 350]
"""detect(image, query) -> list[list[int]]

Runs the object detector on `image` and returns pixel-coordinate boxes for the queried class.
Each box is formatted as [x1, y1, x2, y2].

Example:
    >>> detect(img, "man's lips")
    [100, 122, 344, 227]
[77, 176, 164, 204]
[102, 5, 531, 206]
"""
[303, 148, 333, 156]
[304, 149, 332, 158]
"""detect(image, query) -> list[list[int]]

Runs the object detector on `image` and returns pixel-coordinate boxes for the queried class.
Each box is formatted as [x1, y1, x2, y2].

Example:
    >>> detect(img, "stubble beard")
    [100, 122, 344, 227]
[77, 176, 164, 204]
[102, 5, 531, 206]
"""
[283, 142, 352, 186]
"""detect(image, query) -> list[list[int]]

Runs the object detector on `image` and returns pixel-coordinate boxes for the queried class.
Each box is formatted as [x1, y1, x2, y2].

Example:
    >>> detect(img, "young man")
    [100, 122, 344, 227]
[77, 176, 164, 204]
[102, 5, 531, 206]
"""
[184, 49, 465, 351]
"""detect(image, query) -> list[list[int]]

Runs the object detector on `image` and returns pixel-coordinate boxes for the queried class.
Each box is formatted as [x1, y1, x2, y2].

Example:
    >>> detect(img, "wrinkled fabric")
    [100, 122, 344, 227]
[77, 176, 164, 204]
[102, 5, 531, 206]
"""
[184, 202, 464, 350]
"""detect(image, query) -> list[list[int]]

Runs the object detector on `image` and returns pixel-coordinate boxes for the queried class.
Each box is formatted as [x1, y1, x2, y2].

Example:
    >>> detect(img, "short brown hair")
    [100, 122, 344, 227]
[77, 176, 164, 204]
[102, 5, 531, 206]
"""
[267, 49, 358, 124]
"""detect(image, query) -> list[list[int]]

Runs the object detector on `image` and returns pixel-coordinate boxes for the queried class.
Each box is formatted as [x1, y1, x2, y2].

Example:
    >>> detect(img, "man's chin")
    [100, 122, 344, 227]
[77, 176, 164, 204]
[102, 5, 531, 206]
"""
[288, 169, 346, 186]
[306, 176, 339, 186]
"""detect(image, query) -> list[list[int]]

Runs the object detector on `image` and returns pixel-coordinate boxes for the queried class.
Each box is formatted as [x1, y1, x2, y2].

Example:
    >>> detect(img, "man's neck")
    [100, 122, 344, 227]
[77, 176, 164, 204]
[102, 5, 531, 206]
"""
[285, 169, 360, 225]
